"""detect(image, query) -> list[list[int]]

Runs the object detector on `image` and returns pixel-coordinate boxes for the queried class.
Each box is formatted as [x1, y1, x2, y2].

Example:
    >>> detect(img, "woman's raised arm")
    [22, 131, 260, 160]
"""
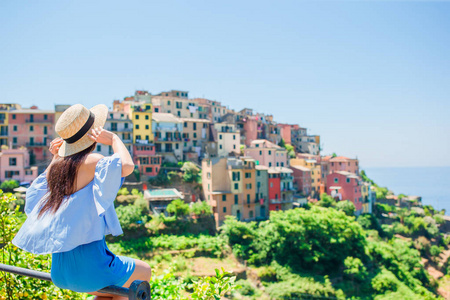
[88, 127, 135, 177]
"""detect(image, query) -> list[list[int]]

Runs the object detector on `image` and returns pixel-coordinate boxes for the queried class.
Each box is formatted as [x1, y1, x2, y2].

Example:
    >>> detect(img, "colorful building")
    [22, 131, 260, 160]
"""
[8, 107, 55, 165]
[326, 171, 363, 215]
[152, 113, 183, 163]
[255, 165, 269, 219]
[213, 123, 240, 158]
[97, 111, 133, 156]
[132, 103, 153, 144]
[268, 168, 281, 211]
[180, 118, 211, 162]
[133, 144, 162, 177]
[244, 139, 288, 168]
[202, 157, 261, 227]
[290, 157, 323, 198]
[0, 147, 38, 183]
[321, 155, 360, 184]
[290, 165, 312, 196]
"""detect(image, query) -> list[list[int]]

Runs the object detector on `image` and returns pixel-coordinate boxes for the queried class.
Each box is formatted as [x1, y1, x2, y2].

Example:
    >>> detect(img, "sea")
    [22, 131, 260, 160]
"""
[363, 167, 450, 215]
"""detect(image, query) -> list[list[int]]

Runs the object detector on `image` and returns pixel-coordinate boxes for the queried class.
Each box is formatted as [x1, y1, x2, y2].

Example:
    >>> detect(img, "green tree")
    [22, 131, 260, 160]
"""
[0, 180, 19, 193]
[190, 201, 212, 217]
[181, 162, 201, 183]
[166, 199, 190, 218]
[336, 200, 355, 216]
[116, 204, 147, 231]
[343, 256, 367, 282]
[317, 193, 336, 208]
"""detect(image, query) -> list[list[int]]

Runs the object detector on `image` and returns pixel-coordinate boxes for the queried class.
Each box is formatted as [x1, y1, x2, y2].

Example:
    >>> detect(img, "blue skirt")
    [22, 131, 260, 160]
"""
[51, 238, 135, 293]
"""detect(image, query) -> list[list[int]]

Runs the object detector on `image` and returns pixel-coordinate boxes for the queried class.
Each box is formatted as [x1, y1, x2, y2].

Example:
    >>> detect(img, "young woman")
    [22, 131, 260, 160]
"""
[13, 104, 151, 300]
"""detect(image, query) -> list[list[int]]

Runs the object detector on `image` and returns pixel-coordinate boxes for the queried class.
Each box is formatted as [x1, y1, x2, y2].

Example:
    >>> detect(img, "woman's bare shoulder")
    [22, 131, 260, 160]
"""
[81, 153, 105, 171]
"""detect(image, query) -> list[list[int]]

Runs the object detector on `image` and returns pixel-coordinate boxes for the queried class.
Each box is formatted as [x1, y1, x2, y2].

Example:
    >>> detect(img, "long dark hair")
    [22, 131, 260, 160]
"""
[38, 143, 97, 218]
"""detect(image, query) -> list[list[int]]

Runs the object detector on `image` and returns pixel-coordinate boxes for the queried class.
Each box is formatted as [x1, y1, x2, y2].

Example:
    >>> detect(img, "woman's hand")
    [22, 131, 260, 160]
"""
[88, 127, 117, 145]
[49, 137, 63, 156]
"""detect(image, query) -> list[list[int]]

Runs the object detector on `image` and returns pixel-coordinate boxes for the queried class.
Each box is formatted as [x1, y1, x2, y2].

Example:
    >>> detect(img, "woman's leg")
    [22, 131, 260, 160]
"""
[88, 259, 151, 300]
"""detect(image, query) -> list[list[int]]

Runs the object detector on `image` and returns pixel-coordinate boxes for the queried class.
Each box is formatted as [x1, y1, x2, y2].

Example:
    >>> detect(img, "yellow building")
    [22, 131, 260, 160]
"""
[132, 103, 153, 144]
[290, 157, 322, 198]
[361, 182, 370, 213]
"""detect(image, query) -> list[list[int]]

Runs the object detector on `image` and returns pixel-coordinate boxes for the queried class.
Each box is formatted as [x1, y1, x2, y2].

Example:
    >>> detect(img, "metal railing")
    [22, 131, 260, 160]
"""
[0, 263, 151, 300]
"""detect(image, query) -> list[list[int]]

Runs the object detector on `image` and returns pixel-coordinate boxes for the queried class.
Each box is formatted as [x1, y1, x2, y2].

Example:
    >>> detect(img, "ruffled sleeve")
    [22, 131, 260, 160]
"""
[24, 172, 49, 216]
[93, 153, 123, 216]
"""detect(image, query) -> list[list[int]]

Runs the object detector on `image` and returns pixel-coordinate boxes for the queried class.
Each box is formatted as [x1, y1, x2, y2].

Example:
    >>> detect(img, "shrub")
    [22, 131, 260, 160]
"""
[343, 256, 367, 282]
[166, 199, 190, 218]
[257, 266, 277, 282]
[371, 268, 399, 294]
[336, 200, 355, 216]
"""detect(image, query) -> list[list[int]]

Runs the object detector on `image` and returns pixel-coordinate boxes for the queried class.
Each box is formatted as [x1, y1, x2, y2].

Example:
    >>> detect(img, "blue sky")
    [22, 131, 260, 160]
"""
[1, 0, 449, 167]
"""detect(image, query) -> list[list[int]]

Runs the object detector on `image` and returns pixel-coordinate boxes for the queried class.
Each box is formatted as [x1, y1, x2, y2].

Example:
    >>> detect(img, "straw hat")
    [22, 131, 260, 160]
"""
[56, 104, 108, 157]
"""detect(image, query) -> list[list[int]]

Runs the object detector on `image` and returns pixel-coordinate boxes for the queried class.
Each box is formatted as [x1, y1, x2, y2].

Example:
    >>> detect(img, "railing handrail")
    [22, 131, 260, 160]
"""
[0, 263, 151, 300]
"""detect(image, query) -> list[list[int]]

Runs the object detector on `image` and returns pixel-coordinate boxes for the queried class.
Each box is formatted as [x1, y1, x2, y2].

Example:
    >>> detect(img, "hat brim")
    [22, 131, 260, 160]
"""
[58, 104, 108, 157]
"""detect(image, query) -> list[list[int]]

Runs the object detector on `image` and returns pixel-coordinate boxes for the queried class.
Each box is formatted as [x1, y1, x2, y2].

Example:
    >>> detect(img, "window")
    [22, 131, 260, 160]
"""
[270, 182, 273, 188]
[219, 135, 222, 140]
[97, 145, 101, 152]
[259, 151, 262, 155]
[167, 101, 171, 105]
[124, 123, 128, 129]
[135, 115, 139, 119]
[245, 172, 251, 178]
[247, 194, 250, 203]
[234, 195, 238, 204]
[146, 167, 153, 173]
[312, 179, 314, 183]
[276, 162, 279, 167]
[175, 143, 179, 149]
[13, 125, 17, 131]
[269, 162, 272, 167]
[12, 114, 16, 119]
[193, 123, 197, 130]
[346, 178, 351, 183]
[249, 211, 254, 218]
[30, 126, 34, 132]
[12, 137, 17, 144]
[184, 122, 187, 128]
[233, 145, 236, 149]
[222, 195, 226, 201]
[234, 183, 239, 189]
[145, 115, 149, 120]
[9, 158, 16, 166]
[223, 207, 227, 213]
[44, 126, 47, 134]
[193, 133, 197, 138]
[145, 135, 149, 141]
[246, 183, 252, 189]
[219, 145, 223, 149]
[268, 150, 272, 155]
[334, 178, 338, 183]
[233, 135, 235, 140]
[145, 125, 149, 129]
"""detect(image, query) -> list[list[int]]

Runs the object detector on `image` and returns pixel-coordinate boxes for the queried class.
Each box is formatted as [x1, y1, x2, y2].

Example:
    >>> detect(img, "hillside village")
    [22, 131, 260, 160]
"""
[1, 89, 382, 226]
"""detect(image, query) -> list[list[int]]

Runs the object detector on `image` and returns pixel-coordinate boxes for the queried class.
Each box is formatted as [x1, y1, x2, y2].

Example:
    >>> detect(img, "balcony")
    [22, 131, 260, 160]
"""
[270, 198, 294, 204]
[26, 142, 48, 147]
[25, 119, 53, 124]
[154, 136, 182, 142]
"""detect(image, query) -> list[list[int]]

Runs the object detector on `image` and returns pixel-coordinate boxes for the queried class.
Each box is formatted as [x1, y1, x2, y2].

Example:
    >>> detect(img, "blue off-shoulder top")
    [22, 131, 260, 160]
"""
[12, 153, 125, 255]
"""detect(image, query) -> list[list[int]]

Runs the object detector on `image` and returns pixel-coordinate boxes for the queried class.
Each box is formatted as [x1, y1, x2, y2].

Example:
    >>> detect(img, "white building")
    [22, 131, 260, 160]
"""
[152, 113, 183, 163]
[214, 123, 240, 157]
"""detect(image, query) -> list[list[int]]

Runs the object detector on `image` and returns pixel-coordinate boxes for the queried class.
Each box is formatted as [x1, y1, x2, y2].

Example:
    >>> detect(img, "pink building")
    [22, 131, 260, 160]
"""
[321, 156, 360, 184]
[245, 140, 288, 168]
[133, 144, 162, 177]
[278, 124, 293, 145]
[243, 117, 258, 146]
[0, 148, 38, 183]
[326, 171, 363, 214]
[290, 165, 311, 196]
[8, 107, 55, 164]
